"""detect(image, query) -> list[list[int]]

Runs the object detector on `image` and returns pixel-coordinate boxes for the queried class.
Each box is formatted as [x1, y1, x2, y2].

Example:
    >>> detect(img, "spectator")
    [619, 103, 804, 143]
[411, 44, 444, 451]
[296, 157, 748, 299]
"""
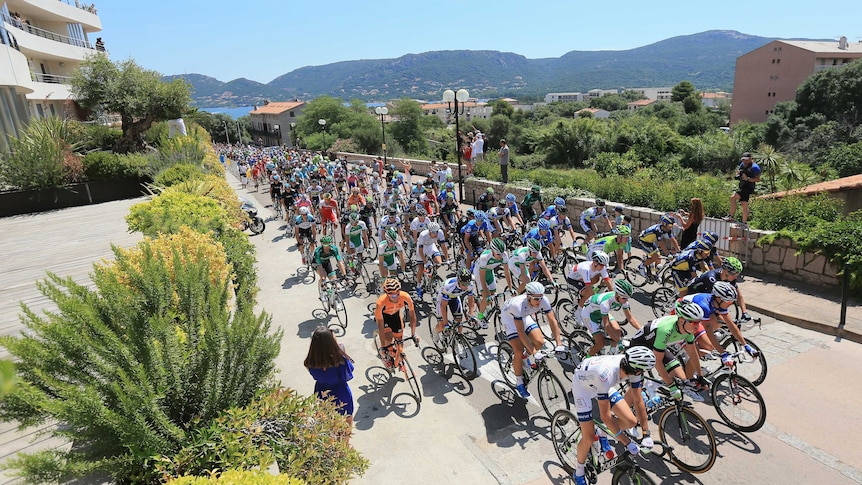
[95, 37, 105, 52]
[472, 131, 484, 162]
[723, 152, 761, 224]
[304, 326, 355, 438]
[463, 132, 473, 175]
[498, 138, 510, 184]
[677, 198, 705, 248]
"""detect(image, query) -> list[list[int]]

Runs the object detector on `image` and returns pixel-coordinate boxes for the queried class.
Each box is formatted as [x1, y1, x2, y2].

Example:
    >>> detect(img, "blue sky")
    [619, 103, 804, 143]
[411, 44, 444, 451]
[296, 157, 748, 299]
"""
[97, 0, 862, 83]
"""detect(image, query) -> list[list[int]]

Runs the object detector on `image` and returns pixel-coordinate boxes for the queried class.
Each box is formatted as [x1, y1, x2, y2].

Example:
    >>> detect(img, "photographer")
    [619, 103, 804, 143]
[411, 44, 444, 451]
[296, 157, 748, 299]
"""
[723, 152, 761, 225]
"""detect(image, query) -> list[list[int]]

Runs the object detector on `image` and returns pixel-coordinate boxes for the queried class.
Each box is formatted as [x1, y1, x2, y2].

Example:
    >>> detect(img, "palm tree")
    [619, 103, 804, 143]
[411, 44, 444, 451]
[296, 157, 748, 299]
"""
[778, 161, 818, 191]
[754, 143, 784, 193]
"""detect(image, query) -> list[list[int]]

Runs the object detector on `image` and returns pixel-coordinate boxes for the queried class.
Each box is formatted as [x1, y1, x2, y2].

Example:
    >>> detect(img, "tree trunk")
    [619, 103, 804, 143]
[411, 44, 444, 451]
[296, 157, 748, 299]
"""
[114, 115, 156, 154]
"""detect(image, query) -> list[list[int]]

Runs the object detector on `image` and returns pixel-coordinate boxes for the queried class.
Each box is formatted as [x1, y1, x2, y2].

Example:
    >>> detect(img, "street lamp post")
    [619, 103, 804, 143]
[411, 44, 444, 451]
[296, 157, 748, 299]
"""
[318, 118, 327, 154]
[223, 121, 230, 145]
[273, 124, 280, 146]
[443, 88, 469, 201]
[235, 120, 241, 144]
[375, 106, 388, 165]
[290, 122, 297, 147]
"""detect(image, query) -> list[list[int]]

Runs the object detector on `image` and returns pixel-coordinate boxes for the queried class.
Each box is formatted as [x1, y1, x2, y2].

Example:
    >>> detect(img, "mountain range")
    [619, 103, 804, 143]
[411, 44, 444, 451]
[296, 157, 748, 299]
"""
[165, 30, 781, 107]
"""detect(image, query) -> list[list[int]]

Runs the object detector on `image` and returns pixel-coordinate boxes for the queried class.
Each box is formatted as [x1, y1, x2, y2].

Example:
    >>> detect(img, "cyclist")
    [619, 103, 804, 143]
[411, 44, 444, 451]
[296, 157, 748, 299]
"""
[307, 179, 324, 212]
[294, 207, 317, 265]
[313, 235, 347, 294]
[488, 200, 514, 236]
[420, 184, 440, 216]
[476, 186, 496, 211]
[509, 238, 555, 294]
[669, 240, 713, 296]
[629, 299, 705, 400]
[438, 181, 458, 204]
[439, 192, 461, 231]
[378, 228, 407, 279]
[540, 196, 566, 220]
[523, 218, 554, 250]
[501, 282, 562, 397]
[378, 206, 405, 242]
[551, 205, 578, 253]
[580, 199, 613, 245]
[433, 268, 478, 340]
[683, 282, 759, 370]
[565, 250, 613, 307]
[687, 256, 752, 321]
[521, 185, 544, 222]
[505, 193, 524, 230]
[461, 210, 493, 267]
[347, 186, 366, 212]
[473, 238, 514, 328]
[318, 193, 340, 235]
[684, 231, 722, 270]
[343, 212, 369, 270]
[569, 346, 656, 485]
[587, 226, 630, 275]
[636, 215, 679, 278]
[374, 278, 418, 350]
[416, 221, 450, 298]
[580, 279, 641, 358]
[269, 174, 285, 218]
[410, 207, 432, 245]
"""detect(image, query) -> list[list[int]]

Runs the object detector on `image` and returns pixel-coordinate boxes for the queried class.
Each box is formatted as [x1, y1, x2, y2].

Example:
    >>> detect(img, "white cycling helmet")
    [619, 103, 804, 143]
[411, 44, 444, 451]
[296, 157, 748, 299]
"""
[427, 222, 441, 233]
[525, 281, 545, 296]
[592, 250, 610, 266]
[624, 346, 656, 371]
[299, 206, 310, 215]
[675, 299, 705, 321]
[712, 281, 738, 302]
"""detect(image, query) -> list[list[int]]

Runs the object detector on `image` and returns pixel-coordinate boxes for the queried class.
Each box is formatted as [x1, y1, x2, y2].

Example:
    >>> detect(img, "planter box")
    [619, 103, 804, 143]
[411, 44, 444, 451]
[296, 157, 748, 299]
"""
[0, 177, 150, 217]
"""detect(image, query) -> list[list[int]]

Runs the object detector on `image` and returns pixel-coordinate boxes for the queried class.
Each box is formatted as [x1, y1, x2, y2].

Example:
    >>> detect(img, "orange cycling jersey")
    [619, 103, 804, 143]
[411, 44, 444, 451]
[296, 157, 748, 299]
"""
[375, 291, 415, 320]
[347, 194, 366, 208]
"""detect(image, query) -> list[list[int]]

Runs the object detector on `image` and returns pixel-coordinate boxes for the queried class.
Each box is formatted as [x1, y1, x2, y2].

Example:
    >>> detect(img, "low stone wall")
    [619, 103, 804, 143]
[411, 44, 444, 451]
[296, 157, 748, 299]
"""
[335, 152, 463, 178]
[335, 151, 842, 289]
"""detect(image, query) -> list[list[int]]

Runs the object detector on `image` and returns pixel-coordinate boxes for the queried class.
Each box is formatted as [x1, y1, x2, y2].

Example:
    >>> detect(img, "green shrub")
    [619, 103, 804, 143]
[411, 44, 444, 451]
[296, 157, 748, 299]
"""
[169, 469, 304, 484]
[81, 151, 148, 180]
[590, 151, 642, 177]
[127, 190, 230, 236]
[749, 193, 842, 231]
[80, 123, 122, 151]
[511, 153, 545, 170]
[0, 233, 281, 482]
[155, 163, 205, 187]
[157, 389, 369, 485]
[0, 117, 83, 190]
[823, 142, 862, 178]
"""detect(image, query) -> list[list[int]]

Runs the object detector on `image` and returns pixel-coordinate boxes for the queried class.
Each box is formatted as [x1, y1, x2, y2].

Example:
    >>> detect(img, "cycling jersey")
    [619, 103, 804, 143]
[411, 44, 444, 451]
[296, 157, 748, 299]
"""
[681, 292, 727, 319]
[416, 228, 446, 259]
[670, 249, 706, 273]
[551, 215, 572, 231]
[566, 260, 609, 285]
[410, 216, 431, 234]
[438, 277, 476, 301]
[506, 202, 520, 216]
[295, 214, 316, 230]
[501, 294, 552, 340]
[508, 247, 543, 276]
[313, 245, 342, 264]
[473, 249, 509, 286]
[588, 235, 625, 259]
[581, 292, 630, 333]
[344, 221, 368, 249]
[580, 206, 607, 222]
[378, 239, 404, 269]
[319, 199, 338, 219]
[523, 227, 553, 246]
[375, 290, 415, 333]
[522, 192, 543, 209]
[571, 354, 641, 422]
[378, 215, 402, 239]
[540, 205, 559, 220]
[687, 269, 736, 295]
[489, 206, 510, 221]
[638, 223, 673, 245]
[440, 200, 459, 213]
[631, 315, 694, 352]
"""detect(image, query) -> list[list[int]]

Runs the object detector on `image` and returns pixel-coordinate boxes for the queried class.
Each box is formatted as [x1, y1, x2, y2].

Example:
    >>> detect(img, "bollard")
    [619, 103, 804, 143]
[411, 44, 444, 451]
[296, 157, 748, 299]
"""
[839, 262, 849, 332]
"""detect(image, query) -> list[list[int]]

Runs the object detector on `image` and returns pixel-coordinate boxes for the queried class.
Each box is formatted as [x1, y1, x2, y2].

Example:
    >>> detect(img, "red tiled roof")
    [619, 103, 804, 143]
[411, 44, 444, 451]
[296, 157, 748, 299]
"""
[249, 101, 304, 115]
[760, 174, 862, 199]
[628, 99, 655, 106]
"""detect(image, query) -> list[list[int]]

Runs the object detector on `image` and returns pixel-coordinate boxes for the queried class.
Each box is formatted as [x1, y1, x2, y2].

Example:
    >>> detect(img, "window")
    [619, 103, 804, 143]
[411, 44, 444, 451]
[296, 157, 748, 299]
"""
[777, 59, 780, 64]
[772, 59, 775, 64]
[290, 111, 294, 117]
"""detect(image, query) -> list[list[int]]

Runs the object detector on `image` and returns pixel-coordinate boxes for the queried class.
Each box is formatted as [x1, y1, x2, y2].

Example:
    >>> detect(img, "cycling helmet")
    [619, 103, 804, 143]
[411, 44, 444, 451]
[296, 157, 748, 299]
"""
[701, 231, 719, 246]
[531, 185, 541, 193]
[624, 346, 656, 371]
[525, 281, 545, 295]
[498, 199, 506, 207]
[349, 204, 359, 213]
[457, 268, 473, 284]
[613, 279, 634, 298]
[323, 192, 332, 199]
[383, 277, 401, 293]
[537, 219, 551, 231]
[474, 211, 487, 222]
[388, 207, 398, 215]
[487, 187, 495, 193]
[272, 174, 280, 181]
[675, 299, 705, 321]
[446, 192, 455, 200]
[490, 238, 507, 254]
[660, 215, 674, 225]
[506, 193, 516, 203]
[616, 225, 632, 236]
[691, 240, 711, 252]
[351, 186, 359, 193]
[712, 281, 738, 302]
[445, 182, 454, 190]
[299, 207, 310, 215]
[349, 212, 360, 222]
[416, 207, 428, 217]
[385, 228, 398, 241]
[554, 197, 566, 207]
[427, 221, 441, 233]
[526, 238, 542, 253]
[722, 257, 743, 274]
[592, 250, 610, 266]
[595, 198, 606, 207]
[320, 235, 333, 245]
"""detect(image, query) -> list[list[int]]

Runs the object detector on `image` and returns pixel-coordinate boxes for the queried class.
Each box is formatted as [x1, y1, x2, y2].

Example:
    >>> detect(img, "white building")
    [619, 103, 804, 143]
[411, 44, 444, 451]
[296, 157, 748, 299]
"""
[544, 92, 586, 103]
[1, 0, 102, 152]
[629, 87, 673, 101]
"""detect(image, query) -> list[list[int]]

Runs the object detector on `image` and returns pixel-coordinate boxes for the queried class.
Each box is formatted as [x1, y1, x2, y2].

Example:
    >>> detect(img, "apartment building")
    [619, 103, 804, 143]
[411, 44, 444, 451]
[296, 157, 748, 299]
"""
[730, 37, 862, 125]
[629, 87, 673, 101]
[248, 101, 305, 146]
[421, 100, 491, 125]
[544, 92, 586, 103]
[0, 0, 102, 152]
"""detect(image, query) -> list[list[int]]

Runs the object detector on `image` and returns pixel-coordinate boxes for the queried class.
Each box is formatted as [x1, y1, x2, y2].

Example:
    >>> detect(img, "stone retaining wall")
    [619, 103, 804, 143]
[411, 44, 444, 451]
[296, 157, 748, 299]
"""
[335, 151, 841, 289]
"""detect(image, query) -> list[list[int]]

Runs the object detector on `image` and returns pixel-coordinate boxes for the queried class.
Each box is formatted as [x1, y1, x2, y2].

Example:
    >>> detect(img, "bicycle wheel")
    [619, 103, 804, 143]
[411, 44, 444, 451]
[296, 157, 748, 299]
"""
[373, 329, 393, 376]
[332, 294, 348, 329]
[566, 329, 594, 365]
[711, 373, 766, 433]
[551, 409, 583, 474]
[624, 256, 648, 288]
[537, 369, 570, 419]
[320, 288, 332, 313]
[555, 298, 579, 335]
[657, 406, 717, 474]
[496, 341, 517, 387]
[452, 333, 478, 379]
[364, 237, 378, 261]
[611, 466, 658, 485]
[651, 287, 677, 318]
[402, 355, 422, 403]
[720, 335, 767, 386]
[427, 314, 445, 352]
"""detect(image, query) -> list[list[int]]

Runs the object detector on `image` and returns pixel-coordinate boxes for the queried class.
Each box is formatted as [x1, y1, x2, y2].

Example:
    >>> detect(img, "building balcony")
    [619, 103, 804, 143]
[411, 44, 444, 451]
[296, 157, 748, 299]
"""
[26, 73, 73, 100]
[2, 15, 97, 61]
[5, 0, 101, 31]
[0, 44, 35, 94]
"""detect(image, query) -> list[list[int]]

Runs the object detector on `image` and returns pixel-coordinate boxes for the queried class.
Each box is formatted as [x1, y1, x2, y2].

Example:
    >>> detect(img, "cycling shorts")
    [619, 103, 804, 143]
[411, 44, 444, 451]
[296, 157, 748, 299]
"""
[382, 311, 404, 334]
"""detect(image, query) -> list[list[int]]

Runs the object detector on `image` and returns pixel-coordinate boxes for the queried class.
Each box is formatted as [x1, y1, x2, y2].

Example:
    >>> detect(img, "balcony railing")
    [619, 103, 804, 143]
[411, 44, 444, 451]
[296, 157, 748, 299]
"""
[57, 1, 99, 15]
[32, 72, 73, 84]
[1, 13, 94, 49]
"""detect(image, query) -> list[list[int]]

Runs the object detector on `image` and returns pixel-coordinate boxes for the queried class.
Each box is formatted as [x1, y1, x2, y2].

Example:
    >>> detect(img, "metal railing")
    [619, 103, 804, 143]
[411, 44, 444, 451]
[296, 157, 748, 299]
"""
[1, 13, 94, 49]
[31, 72, 73, 84]
[58, 1, 98, 15]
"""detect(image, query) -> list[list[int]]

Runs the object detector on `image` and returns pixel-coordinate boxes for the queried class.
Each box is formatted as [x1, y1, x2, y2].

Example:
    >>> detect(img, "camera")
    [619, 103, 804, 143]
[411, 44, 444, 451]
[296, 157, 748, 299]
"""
[734, 170, 743, 180]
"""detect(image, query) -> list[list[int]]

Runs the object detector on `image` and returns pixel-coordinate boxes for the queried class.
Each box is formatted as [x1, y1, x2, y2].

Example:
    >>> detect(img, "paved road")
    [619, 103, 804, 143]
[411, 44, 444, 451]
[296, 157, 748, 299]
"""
[238, 174, 862, 485]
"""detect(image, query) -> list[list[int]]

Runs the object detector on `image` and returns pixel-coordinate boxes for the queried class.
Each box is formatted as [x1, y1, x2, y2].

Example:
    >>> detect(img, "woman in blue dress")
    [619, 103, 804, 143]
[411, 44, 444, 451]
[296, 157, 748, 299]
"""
[304, 326, 355, 433]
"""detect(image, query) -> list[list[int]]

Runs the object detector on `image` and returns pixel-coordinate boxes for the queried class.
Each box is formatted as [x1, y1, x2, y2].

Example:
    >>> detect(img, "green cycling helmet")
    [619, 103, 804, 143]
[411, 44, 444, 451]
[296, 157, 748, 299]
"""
[490, 238, 507, 254]
[613, 279, 634, 298]
[320, 235, 333, 245]
[349, 212, 360, 221]
[722, 257, 743, 274]
[526, 238, 542, 253]
[616, 225, 632, 236]
[385, 228, 398, 240]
